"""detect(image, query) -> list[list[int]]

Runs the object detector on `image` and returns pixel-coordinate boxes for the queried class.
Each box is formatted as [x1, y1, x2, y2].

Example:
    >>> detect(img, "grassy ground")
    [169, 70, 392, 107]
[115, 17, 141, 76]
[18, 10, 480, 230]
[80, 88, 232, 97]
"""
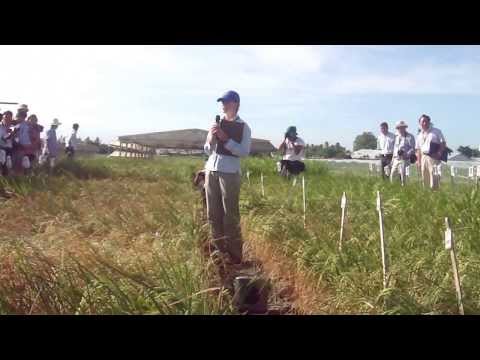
[1, 155, 478, 314]
[241, 157, 480, 314]
[0, 156, 234, 314]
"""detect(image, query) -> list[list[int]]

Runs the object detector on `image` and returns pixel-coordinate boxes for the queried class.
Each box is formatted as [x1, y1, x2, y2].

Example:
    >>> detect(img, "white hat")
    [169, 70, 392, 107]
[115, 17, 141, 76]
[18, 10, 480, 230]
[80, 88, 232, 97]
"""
[51, 118, 62, 126]
[395, 120, 408, 129]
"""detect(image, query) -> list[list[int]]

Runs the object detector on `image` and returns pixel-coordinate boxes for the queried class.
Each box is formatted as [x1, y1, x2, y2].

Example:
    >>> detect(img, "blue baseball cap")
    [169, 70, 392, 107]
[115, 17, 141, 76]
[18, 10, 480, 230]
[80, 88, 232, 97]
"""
[217, 90, 240, 103]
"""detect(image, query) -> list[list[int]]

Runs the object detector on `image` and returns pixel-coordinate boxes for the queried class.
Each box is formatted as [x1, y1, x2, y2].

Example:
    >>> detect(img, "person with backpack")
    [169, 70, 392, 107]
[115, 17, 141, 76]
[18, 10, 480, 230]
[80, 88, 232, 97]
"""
[390, 121, 416, 186]
[278, 126, 306, 177]
[204, 90, 251, 266]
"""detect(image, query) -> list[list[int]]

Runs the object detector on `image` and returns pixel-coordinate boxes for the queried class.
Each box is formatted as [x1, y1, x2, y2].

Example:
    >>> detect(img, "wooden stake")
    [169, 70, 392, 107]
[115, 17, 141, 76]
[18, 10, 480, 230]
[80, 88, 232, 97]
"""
[445, 218, 464, 315]
[450, 166, 456, 188]
[260, 172, 265, 197]
[376, 191, 389, 292]
[339, 192, 347, 251]
[246, 169, 250, 186]
[302, 176, 306, 229]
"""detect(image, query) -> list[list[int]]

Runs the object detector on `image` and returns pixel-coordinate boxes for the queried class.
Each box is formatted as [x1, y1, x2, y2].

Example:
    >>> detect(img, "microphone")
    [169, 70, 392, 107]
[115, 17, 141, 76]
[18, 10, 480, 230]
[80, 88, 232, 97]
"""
[215, 115, 221, 124]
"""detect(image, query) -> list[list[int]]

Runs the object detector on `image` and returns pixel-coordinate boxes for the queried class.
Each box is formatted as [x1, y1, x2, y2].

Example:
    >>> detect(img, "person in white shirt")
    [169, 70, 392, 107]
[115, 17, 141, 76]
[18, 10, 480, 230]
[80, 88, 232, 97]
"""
[278, 126, 306, 177]
[390, 121, 416, 186]
[415, 114, 446, 190]
[0, 111, 14, 176]
[66, 123, 80, 158]
[377, 122, 395, 179]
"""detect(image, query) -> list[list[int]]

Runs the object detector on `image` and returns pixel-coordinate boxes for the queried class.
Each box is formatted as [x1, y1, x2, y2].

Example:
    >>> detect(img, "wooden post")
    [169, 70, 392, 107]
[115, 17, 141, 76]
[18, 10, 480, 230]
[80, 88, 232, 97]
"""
[260, 172, 265, 197]
[339, 192, 347, 251]
[246, 169, 250, 186]
[444, 217, 464, 315]
[302, 176, 306, 229]
[376, 191, 389, 293]
[450, 166, 456, 188]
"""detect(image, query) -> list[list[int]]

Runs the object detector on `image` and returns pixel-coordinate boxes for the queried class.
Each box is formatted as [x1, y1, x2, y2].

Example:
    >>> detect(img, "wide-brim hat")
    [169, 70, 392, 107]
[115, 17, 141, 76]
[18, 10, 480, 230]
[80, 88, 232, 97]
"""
[286, 126, 297, 135]
[395, 120, 408, 129]
[51, 118, 61, 126]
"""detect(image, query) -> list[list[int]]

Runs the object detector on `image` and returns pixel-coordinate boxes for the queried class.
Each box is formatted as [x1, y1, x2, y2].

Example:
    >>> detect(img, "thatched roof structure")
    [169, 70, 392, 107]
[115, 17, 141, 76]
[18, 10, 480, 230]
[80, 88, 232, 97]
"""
[116, 129, 275, 155]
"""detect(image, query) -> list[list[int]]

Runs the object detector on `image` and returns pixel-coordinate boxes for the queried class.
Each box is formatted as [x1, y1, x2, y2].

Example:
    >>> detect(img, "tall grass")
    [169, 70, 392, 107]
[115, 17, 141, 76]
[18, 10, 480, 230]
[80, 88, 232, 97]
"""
[0, 156, 232, 314]
[240, 157, 480, 314]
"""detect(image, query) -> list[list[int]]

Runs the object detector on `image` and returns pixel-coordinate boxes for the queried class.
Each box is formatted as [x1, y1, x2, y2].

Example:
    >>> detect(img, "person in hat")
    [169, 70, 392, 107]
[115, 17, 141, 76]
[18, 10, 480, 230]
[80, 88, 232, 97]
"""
[377, 122, 395, 180]
[41, 118, 61, 171]
[11, 104, 35, 175]
[278, 126, 306, 176]
[415, 114, 446, 190]
[0, 111, 14, 176]
[204, 90, 251, 266]
[66, 123, 80, 159]
[390, 120, 416, 186]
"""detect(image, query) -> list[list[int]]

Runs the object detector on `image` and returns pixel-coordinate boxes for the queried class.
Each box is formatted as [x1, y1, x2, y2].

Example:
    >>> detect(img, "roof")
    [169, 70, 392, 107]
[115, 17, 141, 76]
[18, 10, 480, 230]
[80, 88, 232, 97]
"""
[116, 128, 276, 154]
[449, 153, 472, 162]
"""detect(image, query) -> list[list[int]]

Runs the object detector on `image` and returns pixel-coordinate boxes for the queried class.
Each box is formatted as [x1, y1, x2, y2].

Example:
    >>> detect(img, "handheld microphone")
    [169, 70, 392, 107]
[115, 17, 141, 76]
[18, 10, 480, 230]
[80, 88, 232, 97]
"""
[215, 115, 221, 124]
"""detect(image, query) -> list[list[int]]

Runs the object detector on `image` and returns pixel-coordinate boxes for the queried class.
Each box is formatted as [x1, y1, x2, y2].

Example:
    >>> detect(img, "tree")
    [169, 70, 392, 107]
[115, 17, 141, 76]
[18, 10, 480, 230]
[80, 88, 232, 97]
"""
[94, 137, 101, 146]
[457, 146, 480, 158]
[84, 136, 92, 144]
[353, 132, 377, 151]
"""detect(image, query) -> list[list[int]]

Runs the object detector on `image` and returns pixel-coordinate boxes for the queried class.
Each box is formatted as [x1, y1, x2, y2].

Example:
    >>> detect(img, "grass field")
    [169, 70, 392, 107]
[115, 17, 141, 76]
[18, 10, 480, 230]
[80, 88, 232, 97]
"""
[0, 155, 479, 314]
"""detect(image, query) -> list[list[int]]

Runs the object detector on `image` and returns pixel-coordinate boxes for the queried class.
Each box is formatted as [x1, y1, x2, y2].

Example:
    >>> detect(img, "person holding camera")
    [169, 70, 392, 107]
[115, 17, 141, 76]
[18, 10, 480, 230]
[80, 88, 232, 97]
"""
[66, 123, 80, 158]
[390, 121, 415, 186]
[278, 126, 305, 177]
[204, 90, 251, 266]
[415, 114, 446, 190]
[377, 122, 395, 179]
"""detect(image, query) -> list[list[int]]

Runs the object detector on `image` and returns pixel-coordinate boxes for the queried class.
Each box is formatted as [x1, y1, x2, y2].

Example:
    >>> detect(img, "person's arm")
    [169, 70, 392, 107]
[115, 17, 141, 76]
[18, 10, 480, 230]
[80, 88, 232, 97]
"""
[224, 123, 251, 158]
[204, 124, 218, 155]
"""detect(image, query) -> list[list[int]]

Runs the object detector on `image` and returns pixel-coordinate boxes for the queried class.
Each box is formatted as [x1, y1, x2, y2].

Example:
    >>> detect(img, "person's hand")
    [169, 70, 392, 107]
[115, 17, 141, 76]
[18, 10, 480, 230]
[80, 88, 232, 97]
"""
[212, 124, 229, 142]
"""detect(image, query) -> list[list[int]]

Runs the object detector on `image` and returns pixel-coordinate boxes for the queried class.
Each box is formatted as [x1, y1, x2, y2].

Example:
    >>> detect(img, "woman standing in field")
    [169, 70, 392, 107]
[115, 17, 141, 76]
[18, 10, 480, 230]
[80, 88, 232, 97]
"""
[204, 90, 251, 265]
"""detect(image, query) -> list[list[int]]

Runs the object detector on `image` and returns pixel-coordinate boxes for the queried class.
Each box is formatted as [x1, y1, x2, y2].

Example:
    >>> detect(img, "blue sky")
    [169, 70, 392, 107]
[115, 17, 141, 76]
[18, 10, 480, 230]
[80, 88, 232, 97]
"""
[0, 45, 479, 151]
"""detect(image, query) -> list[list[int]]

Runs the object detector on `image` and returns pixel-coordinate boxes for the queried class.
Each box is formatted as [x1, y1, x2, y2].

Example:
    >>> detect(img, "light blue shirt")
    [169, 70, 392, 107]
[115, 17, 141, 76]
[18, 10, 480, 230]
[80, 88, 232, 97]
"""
[204, 116, 251, 174]
[15, 122, 31, 146]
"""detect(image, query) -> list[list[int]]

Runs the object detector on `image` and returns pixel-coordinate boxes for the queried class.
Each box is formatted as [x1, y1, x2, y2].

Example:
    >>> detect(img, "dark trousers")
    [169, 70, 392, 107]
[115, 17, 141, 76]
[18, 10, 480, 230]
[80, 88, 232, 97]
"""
[380, 154, 393, 179]
[281, 160, 305, 175]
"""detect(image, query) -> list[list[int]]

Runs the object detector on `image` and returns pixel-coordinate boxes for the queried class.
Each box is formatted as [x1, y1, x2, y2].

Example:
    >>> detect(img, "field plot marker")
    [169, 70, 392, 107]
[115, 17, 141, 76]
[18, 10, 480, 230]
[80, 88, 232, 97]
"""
[302, 176, 306, 229]
[444, 218, 464, 315]
[260, 172, 265, 197]
[450, 166, 456, 188]
[369, 163, 374, 176]
[246, 169, 250, 186]
[476, 166, 480, 187]
[405, 166, 410, 178]
[339, 192, 347, 251]
[376, 191, 389, 294]
[469, 166, 474, 184]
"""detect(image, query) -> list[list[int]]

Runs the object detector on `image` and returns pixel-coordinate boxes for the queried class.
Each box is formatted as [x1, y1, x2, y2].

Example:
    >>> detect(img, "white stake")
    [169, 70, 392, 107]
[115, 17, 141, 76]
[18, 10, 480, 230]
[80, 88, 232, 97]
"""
[339, 192, 347, 251]
[405, 165, 410, 178]
[246, 169, 250, 186]
[444, 218, 464, 315]
[292, 177, 297, 187]
[377, 191, 389, 293]
[302, 176, 306, 228]
[450, 165, 456, 187]
[260, 172, 265, 197]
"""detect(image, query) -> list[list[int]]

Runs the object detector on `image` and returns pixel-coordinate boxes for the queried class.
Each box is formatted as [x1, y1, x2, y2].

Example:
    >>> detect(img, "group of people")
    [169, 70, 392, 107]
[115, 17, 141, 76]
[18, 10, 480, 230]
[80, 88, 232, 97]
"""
[377, 114, 447, 189]
[0, 104, 80, 176]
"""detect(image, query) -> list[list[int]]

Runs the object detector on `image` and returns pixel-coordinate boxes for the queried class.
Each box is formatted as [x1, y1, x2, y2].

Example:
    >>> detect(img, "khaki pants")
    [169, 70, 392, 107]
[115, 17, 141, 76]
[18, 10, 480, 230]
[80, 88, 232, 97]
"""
[421, 154, 440, 190]
[205, 170, 242, 263]
[390, 158, 407, 185]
